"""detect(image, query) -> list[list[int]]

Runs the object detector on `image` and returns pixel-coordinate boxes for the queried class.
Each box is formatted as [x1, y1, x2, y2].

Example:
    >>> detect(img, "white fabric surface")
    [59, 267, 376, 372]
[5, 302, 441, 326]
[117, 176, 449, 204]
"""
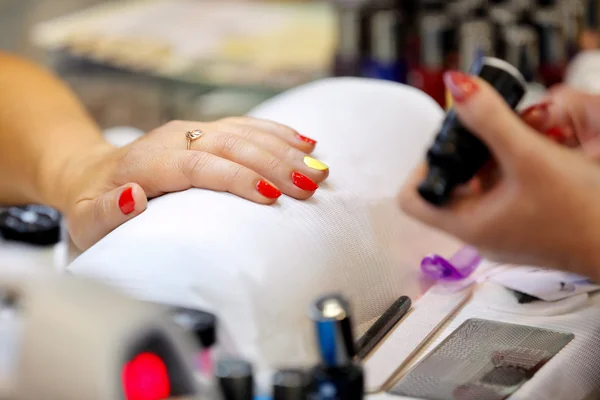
[69, 77, 462, 373]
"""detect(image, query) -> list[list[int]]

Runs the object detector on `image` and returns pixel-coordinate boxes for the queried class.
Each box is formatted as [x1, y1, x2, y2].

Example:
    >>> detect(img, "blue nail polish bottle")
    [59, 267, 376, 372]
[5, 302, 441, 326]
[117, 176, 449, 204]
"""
[308, 294, 364, 400]
[360, 6, 405, 82]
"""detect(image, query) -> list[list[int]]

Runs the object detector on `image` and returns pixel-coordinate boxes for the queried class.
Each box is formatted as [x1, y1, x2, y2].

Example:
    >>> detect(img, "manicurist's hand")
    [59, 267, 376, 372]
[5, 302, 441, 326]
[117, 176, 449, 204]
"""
[399, 72, 600, 279]
[59, 118, 328, 250]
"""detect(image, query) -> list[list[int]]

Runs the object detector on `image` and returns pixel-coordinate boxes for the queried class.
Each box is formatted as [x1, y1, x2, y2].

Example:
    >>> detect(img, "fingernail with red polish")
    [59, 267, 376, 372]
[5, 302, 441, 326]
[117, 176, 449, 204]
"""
[118, 187, 135, 215]
[292, 171, 319, 191]
[443, 71, 480, 103]
[545, 126, 566, 143]
[297, 134, 317, 146]
[521, 102, 551, 119]
[256, 180, 282, 199]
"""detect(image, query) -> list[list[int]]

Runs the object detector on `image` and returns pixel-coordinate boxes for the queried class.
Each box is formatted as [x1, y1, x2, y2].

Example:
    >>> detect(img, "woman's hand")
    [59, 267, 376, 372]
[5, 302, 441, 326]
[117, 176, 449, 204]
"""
[58, 118, 329, 250]
[399, 72, 600, 279]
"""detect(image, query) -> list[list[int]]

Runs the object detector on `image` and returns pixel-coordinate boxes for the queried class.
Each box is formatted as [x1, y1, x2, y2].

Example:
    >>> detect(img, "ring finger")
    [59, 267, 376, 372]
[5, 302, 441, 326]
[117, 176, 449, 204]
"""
[221, 116, 318, 153]
[215, 121, 329, 182]
[192, 130, 319, 199]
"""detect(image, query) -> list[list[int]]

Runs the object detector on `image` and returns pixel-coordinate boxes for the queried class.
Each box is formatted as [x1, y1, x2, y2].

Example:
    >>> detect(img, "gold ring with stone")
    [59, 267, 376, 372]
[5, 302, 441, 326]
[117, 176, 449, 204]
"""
[185, 129, 203, 150]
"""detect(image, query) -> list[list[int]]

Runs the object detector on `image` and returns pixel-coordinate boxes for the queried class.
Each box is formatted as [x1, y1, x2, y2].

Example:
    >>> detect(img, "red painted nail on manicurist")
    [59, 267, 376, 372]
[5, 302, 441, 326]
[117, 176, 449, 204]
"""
[521, 102, 551, 119]
[545, 126, 566, 143]
[444, 71, 480, 103]
[292, 172, 319, 191]
[297, 134, 317, 146]
[256, 180, 282, 199]
[118, 187, 135, 215]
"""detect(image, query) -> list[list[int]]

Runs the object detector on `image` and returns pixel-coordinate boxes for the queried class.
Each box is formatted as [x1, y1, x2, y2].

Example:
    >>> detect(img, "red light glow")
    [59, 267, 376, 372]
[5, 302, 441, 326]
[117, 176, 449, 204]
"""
[122, 352, 171, 400]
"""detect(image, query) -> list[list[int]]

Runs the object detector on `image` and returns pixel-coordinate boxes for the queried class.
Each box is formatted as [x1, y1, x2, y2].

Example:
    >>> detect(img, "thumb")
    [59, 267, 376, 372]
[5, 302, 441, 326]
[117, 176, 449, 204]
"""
[445, 71, 541, 165]
[68, 183, 148, 250]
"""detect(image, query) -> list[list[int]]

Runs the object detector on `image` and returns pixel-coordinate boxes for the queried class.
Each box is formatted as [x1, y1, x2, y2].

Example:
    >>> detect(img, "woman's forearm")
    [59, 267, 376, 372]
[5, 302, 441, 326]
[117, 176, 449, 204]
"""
[0, 52, 110, 211]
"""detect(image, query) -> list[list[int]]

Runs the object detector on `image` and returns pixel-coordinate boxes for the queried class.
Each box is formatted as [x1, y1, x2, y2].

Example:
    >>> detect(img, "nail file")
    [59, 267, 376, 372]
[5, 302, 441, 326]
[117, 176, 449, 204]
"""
[362, 284, 473, 393]
[389, 319, 574, 400]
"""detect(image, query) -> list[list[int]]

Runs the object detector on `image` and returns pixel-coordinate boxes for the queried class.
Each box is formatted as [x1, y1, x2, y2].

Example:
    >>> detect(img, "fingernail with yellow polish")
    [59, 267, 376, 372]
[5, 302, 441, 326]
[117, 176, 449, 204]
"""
[303, 156, 328, 171]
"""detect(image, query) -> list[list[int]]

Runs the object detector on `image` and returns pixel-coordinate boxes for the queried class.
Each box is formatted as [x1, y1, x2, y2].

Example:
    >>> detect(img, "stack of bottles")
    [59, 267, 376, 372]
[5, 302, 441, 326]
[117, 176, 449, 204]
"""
[331, 0, 600, 108]
[171, 294, 365, 400]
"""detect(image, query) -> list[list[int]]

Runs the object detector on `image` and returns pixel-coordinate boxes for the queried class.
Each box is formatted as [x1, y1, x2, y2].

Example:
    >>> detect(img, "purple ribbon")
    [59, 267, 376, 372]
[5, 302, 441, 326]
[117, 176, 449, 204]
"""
[421, 246, 482, 281]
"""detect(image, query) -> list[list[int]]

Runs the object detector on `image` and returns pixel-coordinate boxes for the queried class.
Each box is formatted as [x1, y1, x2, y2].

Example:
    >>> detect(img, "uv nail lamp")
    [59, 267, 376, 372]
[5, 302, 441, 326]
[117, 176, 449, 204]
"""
[0, 272, 200, 400]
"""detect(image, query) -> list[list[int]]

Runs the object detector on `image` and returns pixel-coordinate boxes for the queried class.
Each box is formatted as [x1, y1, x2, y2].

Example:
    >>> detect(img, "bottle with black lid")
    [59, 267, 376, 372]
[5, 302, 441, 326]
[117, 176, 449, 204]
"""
[503, 25, 539, 83]
[169, 305, 218, 386]
[215, 358, 254, 400]
[488, 0, 517, 59]
[333, 3, 363, 77]
[308, 294, 363, 400]
[273, 369, 308, 400]
[171, 307, 216, 349]
[533, 1, 566, 86]
[0, 205, 62, 246]
[418, 57, 527, 206]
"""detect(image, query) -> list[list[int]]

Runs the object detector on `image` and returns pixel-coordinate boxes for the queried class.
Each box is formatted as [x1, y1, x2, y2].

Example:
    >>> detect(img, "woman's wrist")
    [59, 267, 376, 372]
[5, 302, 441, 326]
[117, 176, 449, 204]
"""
[36, 132, 115, 214]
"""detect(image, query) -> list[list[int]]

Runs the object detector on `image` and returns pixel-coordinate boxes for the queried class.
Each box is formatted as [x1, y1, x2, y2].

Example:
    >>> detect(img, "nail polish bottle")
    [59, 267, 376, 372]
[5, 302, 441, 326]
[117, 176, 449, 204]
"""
[533, 3, 567, 87]
[397, 0, 420, 76]
[458, 19, 494, 74]
[273, 369, 308, 400]
[0, 205, 62, 246]
[333, 4, 363, 77]
[560, 1, 582, 59]
[361, 5, 404, 82]
[580, 0, 600, 50]
[503, 25, 546, 108]
[445, 0, 475, 70]
[171, 307, 217, 376]
[488, 0, 517, 60]
[408, 10, 450, 108]
[308, 294, 364, 400]
[418, 57, 527, 207]
[216, 358, 254, 400]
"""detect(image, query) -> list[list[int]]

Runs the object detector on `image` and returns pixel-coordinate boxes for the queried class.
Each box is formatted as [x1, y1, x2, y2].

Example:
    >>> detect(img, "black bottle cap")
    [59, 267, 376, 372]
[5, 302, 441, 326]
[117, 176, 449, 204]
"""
[473, 57, 527, 108]
[171, 307, 217, 348]
[586, 0, 599, 30]
[0, 205, 61, 246]
[419, 12, 451, 69]
[472, 5, 487, 19]
[216, 358, 254, 400]
[516, 8, 534, 26]
[419, 0, 445, 12]
[310, 293, 356, 368]
[273, 369, 308, 400]
[417, 166, 454, 207]
[536, 0, 556, 6]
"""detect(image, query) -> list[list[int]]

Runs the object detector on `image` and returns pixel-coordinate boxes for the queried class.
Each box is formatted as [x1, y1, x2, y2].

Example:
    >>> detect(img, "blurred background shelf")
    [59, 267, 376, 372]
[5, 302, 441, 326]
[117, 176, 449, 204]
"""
[2, 0, 335, 129]
[3, 0, 600, 132]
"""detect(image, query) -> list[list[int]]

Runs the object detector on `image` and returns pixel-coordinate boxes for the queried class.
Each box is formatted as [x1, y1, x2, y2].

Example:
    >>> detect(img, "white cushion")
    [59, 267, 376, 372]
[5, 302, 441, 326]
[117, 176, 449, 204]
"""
[69, 77, 461, 373]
